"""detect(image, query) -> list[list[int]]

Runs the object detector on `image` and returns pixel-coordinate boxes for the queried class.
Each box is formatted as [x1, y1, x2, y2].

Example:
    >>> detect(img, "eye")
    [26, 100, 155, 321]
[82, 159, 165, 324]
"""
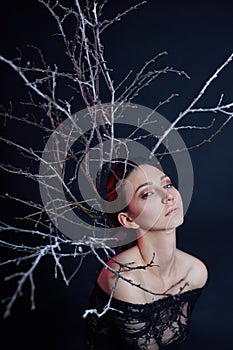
[141, 191, 153, 199]
[163, 183, 173, 189]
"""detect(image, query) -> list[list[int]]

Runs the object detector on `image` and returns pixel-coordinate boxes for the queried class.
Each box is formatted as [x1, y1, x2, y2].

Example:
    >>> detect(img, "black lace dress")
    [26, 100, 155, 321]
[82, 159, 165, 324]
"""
[84, 283, 203, 350]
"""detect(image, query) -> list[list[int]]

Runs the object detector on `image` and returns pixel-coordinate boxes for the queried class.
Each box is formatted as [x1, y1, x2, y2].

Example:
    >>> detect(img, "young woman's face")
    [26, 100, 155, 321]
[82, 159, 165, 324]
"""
[123, 164, 184, 232]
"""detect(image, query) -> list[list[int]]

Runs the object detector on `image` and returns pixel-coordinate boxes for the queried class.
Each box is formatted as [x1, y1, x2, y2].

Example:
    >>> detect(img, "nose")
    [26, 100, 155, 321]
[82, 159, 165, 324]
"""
[162, 190, 174, 204]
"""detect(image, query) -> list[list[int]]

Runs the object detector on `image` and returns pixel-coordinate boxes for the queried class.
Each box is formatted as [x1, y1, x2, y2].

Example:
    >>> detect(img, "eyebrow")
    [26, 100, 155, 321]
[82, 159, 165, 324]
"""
[135, 175, 169, 194]
[135, 182, 153, 193]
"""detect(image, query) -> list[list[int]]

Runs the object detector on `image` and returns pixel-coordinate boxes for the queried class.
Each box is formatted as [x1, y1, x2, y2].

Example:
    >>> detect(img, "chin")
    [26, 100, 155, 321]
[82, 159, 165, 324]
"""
[175, 216, 184, 227]
[166, 215, 184, 229]
[177, 218, 184, 227]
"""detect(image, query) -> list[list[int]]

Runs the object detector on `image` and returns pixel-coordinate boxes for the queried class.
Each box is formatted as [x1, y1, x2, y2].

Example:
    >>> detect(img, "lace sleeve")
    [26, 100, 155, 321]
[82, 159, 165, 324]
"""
[84, 284, 202, 350]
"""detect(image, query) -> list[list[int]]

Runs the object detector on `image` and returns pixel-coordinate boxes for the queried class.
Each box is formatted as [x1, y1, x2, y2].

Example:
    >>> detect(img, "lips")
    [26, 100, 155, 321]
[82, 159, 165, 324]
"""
[165, 208, 178, 216]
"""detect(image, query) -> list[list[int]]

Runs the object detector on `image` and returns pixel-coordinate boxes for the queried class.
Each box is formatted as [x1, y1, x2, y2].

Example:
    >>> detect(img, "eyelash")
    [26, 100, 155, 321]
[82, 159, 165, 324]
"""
[141, 191, 153, 199]
[141, 183, 173, 199]
[163, 183, 173, 189]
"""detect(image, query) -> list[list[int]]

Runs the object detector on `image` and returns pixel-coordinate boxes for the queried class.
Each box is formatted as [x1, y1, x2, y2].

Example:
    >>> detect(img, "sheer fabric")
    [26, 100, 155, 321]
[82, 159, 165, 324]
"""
[84, 284, 202, 350]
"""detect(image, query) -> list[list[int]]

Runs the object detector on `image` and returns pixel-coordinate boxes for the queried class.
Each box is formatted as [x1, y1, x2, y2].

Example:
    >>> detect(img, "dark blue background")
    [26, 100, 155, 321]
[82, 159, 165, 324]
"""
[0, 1, 233, 349]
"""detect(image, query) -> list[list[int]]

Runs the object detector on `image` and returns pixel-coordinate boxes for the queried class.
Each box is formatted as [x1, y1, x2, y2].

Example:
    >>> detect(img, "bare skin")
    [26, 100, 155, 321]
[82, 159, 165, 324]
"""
[98, 164, 208, 304]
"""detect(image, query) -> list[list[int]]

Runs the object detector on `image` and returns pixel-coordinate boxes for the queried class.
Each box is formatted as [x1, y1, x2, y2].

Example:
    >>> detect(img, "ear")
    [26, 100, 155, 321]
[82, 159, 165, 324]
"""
[118, 212, 139, 229]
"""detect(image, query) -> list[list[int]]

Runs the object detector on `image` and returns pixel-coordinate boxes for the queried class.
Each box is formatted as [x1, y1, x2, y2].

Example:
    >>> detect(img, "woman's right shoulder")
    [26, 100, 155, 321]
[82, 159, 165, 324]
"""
[97, 245, 139, 296]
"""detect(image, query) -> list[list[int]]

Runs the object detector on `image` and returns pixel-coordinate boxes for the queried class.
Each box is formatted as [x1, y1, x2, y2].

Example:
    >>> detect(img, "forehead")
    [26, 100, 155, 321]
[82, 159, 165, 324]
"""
[126, 164, 164, 188]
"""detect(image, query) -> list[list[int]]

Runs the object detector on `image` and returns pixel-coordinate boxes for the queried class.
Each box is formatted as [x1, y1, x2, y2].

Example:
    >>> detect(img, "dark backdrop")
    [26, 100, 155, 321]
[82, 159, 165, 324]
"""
[0, 1, 233, 349]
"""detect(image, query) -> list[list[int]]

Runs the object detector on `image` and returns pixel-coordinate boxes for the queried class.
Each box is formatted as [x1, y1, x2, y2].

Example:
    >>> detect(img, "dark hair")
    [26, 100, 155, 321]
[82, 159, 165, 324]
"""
[96, 157, 157, 227]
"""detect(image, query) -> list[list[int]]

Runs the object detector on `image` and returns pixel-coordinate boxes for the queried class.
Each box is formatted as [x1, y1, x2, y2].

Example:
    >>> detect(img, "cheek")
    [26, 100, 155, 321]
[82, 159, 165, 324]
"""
[176, 191, 183, 207]
[128, 197, 163, 221]
[129, 201, 165, 230]
[127, 201, 143, 219]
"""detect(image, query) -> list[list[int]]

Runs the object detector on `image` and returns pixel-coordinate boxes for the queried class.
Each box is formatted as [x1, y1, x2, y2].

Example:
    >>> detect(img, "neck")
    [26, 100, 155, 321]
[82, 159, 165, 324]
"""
[136, 228, 177, 278]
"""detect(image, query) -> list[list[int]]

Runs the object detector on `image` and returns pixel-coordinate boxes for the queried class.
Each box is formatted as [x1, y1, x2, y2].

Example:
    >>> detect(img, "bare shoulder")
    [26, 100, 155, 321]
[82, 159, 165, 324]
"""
[177, 249, 208, 289]
[97, 245, 140, 300]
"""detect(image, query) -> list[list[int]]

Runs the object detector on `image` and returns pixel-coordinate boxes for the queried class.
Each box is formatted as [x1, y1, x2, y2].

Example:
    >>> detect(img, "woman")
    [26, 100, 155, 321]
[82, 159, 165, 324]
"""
[84, 159, 208, 349]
